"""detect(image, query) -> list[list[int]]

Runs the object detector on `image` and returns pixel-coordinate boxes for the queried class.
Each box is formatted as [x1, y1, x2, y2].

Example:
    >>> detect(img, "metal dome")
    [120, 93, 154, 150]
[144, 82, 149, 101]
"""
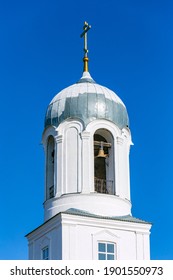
[45, 72, 129, 129]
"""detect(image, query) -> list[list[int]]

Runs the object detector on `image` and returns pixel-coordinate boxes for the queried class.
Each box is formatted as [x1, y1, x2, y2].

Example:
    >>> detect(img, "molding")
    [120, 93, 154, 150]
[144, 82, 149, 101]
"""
[92, 228, 120, 259]
[55, 134, 63, 144]
[86, 119, 121, 137]
[81, 131, 90, 140]
[93, 229, 120, 239]
[26, 214, 62, 241]
[42, 126, 57, 146]
[116, 136, 124, 145]
[61, 213, 152, 233]
[57, 119, 84, 135]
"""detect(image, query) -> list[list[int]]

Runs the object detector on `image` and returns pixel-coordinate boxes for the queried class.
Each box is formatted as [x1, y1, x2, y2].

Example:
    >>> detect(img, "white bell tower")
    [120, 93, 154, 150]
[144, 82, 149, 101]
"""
[26, 22, 151, 260]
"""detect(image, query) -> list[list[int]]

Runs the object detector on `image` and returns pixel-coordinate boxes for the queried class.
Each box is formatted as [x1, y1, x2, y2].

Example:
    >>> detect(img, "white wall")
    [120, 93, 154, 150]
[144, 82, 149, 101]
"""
[27, 213, 151, 260]
[61, 214, 151, 260]
[27, 216, 62, 260]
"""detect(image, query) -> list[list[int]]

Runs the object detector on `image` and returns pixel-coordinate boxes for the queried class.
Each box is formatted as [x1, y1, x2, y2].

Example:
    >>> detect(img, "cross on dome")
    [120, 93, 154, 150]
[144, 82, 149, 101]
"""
[80, 21, 91, 72]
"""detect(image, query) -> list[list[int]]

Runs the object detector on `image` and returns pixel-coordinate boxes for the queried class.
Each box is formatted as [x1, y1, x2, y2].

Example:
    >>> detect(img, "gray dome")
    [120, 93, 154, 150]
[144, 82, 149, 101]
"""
[45, 72, 129, 129]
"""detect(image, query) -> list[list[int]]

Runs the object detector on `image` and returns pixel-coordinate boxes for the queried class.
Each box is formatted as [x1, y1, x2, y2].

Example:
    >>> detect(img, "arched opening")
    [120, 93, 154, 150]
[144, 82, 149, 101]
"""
[94, 129, 114, 194]
[46, 135, 55, 199]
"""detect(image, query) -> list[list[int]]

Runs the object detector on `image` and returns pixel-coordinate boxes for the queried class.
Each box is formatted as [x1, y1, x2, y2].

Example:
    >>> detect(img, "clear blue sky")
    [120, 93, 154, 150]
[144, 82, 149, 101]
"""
[0, 0, 172, 260]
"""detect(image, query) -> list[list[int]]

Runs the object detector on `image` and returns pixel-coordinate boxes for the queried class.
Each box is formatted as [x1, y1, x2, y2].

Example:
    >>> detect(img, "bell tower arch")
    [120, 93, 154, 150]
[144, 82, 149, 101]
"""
[46, 135, 55, 200]
[94, 129, 114, 195]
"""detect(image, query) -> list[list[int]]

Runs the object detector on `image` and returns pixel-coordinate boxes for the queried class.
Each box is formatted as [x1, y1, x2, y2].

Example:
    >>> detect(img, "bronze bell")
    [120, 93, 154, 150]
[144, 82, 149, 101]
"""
[96, 142, 108, 158]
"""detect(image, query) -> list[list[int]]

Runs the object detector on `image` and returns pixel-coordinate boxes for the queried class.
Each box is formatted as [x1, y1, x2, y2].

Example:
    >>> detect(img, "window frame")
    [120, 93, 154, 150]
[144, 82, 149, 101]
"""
[98, 242, 116, 260]
[42, 246, 49, 260]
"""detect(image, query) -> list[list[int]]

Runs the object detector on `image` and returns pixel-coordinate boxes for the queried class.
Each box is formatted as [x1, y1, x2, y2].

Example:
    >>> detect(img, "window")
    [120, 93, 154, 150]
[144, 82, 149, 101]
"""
[49, 185, 54, 198]
[42, 246, 49, 260]
[46, 136, 55, 200]
[98, 242, 116, 260]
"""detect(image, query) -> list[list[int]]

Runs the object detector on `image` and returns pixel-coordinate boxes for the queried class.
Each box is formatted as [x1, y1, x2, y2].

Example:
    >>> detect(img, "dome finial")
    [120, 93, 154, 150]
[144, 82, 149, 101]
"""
[80, 21, 91, 72]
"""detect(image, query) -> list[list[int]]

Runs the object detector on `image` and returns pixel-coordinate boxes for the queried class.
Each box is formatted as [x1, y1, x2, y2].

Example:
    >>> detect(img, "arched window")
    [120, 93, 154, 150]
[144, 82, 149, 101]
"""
[46, 136, 55, 199]
[94, 129, 114, 195]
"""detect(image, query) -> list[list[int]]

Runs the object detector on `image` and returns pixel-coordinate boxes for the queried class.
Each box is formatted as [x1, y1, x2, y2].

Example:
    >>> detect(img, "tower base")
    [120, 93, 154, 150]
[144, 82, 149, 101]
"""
[26, 208, 151, 260]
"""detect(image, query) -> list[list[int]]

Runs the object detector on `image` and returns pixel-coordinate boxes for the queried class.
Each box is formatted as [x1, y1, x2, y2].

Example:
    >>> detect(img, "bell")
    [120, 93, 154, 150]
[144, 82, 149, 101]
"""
[95, 141, 108, 158]
[96, 147, 107, 158]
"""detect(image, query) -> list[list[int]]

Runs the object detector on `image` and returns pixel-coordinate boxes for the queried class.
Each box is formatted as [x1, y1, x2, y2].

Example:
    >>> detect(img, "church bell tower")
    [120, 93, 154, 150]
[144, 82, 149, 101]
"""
[26, 22, 151, 260]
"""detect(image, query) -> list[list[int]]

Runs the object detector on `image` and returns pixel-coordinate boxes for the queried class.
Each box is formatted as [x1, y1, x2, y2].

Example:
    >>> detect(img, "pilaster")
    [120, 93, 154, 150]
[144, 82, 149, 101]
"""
[55, 134, 63, 197]
[81, 131, 93, 193]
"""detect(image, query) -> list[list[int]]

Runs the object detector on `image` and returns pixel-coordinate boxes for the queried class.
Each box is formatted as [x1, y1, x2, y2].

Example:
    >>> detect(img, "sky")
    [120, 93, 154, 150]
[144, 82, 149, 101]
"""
[0, 0, 172, 260]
